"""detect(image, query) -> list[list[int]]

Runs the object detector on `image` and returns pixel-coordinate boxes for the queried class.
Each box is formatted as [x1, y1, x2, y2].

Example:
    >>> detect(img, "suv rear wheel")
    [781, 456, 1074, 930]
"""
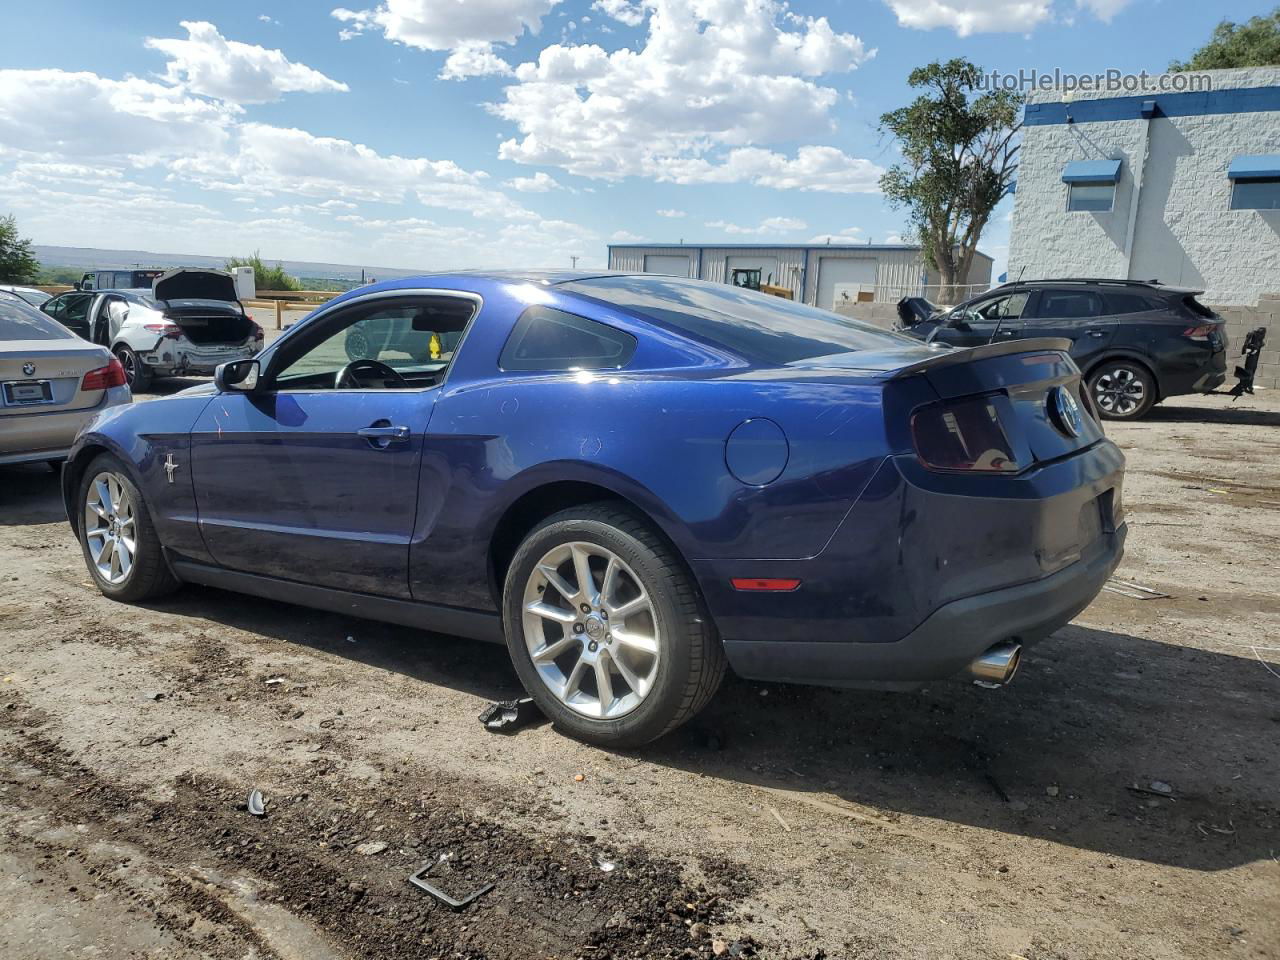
[502, 503, 725, 747]
[1089, 361, 1155, 420]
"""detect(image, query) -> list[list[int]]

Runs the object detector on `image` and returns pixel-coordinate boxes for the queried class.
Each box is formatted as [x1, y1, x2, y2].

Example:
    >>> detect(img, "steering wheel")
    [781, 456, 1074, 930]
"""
[334, 358, 408, 389]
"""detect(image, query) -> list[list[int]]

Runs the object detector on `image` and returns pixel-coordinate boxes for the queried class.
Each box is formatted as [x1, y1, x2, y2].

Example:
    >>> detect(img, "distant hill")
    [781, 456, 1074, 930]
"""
[32, 245, 427, 283]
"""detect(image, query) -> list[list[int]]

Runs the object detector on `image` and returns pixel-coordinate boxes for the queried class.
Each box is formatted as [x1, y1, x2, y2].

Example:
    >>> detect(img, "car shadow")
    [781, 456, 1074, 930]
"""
[1146, 400, 1280, 427]
[0, 463, 67, 525]
[145, 575, 1278, 872]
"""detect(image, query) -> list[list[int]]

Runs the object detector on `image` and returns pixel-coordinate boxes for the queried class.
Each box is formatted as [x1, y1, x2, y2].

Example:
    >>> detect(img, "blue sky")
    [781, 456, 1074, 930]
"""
[0, 0, 1266, 274]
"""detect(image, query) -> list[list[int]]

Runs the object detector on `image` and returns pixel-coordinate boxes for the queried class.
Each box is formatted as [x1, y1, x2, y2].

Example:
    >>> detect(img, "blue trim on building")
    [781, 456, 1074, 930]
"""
[1024, 85, 1280, 126]
[1228, 155, 1280, 180]
[1062, 159, 1122, 184]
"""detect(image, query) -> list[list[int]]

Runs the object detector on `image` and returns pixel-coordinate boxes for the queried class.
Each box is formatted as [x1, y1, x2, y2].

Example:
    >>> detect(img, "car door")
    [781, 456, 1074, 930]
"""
[41, 293, 94, 340]
[189, 292, 479, 598]
[932, 291, 1030, 348]
[1021, 288, 1115, 367]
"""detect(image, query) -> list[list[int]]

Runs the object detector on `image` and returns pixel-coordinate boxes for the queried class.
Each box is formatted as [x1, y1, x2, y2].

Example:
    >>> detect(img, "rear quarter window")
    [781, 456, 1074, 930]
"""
[1105, 293, 1160, 315]
[560, 275, 910, 364]
[500, 306, 637, 371]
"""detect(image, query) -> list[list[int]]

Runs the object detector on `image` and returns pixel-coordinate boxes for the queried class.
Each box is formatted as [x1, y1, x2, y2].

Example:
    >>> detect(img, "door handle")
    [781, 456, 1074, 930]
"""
[357, 422, 409, 448]
[1086, 330, 1107, 338]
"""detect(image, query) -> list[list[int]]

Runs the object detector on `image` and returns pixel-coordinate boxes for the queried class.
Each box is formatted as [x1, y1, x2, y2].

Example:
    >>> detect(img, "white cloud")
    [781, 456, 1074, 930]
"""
[881, 0, 1127, 35]
[656, 208, 685, 218]
[705, 215, 806, 235]
[440, 41, 514, 79]
[506, 171, 560, 192]
[592, 0, 647, 26]
[258, 14, 278, 24]
[1075, 0, 1130, 21]
[610, 229, 646, 242]
[145, 21, 348, 104]
[809, 226, 863, 243]
[332, 0, 560, 50]
[492, 0, 874, 186]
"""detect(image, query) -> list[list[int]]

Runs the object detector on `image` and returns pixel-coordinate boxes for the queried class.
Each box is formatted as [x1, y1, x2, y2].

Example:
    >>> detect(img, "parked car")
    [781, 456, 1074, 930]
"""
[0, 284, 53, 307]
[76, 268, 166, 292]
[62, 272, 1126, 746]
[42, 269, 264, 390]
[897, 279, 1228, 419]
[0, 295, 130, 467]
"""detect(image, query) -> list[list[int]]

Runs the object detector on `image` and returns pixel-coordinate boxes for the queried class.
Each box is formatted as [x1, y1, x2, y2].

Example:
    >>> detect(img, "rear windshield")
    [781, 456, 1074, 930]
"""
[0, 299, 71, 341]
[1183, 295, 1215, 319]
[561, 275, 912, 364]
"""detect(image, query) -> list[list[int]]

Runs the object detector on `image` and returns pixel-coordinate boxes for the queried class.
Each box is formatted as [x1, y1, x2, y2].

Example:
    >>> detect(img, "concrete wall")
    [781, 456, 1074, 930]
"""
[1008, 68, 1280, 305]
[1211, 296, 1280, 391]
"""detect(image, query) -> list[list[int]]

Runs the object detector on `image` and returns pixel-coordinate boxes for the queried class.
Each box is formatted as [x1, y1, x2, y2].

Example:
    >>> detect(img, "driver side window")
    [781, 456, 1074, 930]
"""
[975, 292, 1029, 320]
[272, 295, 476, 391]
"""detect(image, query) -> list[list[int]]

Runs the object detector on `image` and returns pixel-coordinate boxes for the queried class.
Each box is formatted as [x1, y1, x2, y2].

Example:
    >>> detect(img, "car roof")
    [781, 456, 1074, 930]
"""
[982, 278, 1202, 296]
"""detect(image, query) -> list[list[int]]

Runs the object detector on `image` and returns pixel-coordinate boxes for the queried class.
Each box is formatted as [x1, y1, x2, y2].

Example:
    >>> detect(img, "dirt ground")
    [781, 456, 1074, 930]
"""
[1, 391, 1278, 960]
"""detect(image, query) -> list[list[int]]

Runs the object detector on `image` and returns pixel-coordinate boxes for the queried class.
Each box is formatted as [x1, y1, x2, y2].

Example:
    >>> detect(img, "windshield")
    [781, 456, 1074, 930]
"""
[561, 275, 915, 364]
[0, 298, 73, 341]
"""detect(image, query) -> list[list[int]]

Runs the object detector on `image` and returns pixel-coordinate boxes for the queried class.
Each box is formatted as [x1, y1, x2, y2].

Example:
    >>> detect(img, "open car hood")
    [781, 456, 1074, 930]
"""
[153, 268, 239, 304]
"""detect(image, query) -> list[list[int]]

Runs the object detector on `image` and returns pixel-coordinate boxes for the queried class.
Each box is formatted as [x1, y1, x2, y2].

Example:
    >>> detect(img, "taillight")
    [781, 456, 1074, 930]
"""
[81, 357, 126, 391]
[911, 395, 1020, 473]
[144, 322, 182, 337]
[1182, 323, 1218, 340]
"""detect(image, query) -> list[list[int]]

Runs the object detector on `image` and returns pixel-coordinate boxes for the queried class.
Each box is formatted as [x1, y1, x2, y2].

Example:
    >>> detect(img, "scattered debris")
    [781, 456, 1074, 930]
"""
[477, 696, 543, 733]
[264, 677, 286, 686]
[408, 855, 494, 910]
[138, 733, 170, 747]
[1045, 785, 1060, 797]
[1127, 783, 1176, 800]
[144, 691, 166, 701]
[1102, 577, 1170, 600]
[1196, 821, 1237, 836]
[346, 635, 356, 644]
[596, 856, 616, 872]
[767, 805, 792, 832]
[1149, 780, 1173, 795]
[574, 773, 586, 783]
[246, 789, 266, 816]
[356, 841, 388, 856]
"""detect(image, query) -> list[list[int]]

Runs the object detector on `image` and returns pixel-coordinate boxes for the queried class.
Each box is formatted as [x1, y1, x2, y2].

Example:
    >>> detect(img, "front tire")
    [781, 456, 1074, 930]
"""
[115, 344, 153, 392]
[77, 454, 179, 602]
[1089, 361, 1155, 420]
[502, 503, 725, 747]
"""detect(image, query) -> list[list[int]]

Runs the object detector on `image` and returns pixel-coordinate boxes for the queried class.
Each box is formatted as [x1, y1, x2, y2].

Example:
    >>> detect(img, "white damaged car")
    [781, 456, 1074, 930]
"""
[74, 268, 264, 391]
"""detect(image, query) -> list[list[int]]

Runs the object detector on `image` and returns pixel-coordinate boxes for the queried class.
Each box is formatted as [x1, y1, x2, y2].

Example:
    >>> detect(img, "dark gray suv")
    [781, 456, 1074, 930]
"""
[898, 279, 1228, 420]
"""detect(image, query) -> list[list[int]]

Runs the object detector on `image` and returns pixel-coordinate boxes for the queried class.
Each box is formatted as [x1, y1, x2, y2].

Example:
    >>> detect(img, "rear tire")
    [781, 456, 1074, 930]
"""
[77, 453, 179, 603]
[115, 344, 153, 392]
[1089, 360, 1155, 420]
[502, 503, 725, 747]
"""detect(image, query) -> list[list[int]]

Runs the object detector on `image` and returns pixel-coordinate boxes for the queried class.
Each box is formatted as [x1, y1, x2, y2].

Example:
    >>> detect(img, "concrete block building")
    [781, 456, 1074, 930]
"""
[1008, 68, 1280, 388]
[606, 243, 992, 316]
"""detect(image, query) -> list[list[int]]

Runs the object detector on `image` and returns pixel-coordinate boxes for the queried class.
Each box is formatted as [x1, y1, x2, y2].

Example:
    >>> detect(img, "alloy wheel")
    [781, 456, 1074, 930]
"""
[117, 347, 137, 386]
[1093, 366, 1146, 416]
[83, 472, 136, 585]
[521, 541, 661, 720]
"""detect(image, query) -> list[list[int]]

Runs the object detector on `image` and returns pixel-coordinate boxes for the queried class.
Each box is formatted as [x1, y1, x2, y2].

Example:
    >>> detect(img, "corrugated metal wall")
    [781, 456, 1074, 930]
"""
[607, 246, 994, 305]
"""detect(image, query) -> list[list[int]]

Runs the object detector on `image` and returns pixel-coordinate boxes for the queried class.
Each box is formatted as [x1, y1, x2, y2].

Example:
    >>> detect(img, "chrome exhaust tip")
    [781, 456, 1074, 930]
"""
[966, 641, 1022, 686]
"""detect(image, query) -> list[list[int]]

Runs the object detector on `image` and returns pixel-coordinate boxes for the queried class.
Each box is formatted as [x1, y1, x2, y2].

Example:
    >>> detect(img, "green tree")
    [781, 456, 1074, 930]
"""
[225, 251, 300, 291]
[0, 214, 40, 284]
[1172, 9, 1280, 70]
[879, 59, 1020, 304]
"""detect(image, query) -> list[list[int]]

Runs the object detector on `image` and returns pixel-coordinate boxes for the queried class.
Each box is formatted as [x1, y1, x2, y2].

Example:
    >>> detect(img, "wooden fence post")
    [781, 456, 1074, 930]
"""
[274, 299, 283, 330]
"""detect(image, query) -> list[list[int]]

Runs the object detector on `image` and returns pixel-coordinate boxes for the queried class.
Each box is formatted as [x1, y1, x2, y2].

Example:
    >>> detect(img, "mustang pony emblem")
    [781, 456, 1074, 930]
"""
[163, 453, 180, 484]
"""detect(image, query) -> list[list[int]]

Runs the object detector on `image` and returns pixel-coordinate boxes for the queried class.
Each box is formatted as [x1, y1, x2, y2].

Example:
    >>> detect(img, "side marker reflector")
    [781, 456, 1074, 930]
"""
[731, 578, 801, 592]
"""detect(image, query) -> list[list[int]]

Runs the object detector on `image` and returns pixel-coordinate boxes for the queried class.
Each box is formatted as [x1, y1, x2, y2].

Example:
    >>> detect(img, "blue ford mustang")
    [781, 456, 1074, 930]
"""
[62, 271, 1126, 746]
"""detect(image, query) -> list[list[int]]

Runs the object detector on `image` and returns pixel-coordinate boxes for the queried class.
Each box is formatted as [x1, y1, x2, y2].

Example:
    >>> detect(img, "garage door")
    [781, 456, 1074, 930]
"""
[815, 257, 878, 310]
[643, 254, 692, 277]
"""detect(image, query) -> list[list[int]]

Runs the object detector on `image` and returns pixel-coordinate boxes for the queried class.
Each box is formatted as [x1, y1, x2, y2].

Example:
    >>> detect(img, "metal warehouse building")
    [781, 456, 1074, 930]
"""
[607, 243, 993, 312]
[1008, 67, 1280, 307]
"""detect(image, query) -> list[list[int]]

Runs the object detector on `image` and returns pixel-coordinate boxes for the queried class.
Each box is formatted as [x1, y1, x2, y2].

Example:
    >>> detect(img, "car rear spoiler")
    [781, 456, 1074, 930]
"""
[887, 337, 1073, 379]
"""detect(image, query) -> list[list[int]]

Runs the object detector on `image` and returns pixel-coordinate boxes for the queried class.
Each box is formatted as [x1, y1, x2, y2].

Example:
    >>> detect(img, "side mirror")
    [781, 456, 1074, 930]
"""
[215, 358, 260, 393]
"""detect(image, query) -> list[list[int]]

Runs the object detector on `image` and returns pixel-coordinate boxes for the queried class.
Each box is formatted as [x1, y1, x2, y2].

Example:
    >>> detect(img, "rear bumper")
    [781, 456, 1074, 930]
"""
[694, 439, 1126, 688]
[141, 341, 257, 376]
[1158, 343, 1228, 397]
[0, 387, 129, 463]
[722, 523, 1124, 689]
